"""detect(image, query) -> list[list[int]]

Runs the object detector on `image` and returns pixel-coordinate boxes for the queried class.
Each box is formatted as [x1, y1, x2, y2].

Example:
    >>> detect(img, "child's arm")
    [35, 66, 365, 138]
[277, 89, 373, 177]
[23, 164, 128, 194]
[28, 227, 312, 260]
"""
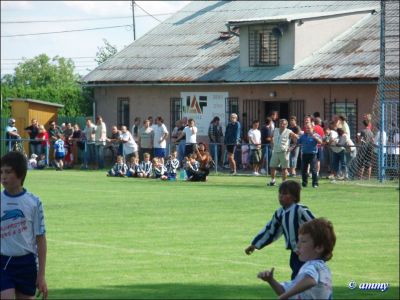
[257, 268, 285, 296]
[36, 235, 48, 299]
[278, 276, 317, 300]
[244, 209, 283, 254]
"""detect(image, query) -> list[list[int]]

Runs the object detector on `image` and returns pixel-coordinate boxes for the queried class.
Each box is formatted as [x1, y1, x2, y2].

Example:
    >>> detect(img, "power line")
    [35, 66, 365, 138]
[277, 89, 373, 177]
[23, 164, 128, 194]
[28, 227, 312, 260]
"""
[134, 2, 162, 23]
[1, 24, 132, 38]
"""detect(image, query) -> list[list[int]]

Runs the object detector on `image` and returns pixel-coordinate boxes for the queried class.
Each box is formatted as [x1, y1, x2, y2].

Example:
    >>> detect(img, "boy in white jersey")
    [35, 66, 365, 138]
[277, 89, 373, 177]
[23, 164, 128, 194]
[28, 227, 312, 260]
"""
[1, 151, 48, 299]
[258, 218, 336, 299]
[140, 153, 152, 178]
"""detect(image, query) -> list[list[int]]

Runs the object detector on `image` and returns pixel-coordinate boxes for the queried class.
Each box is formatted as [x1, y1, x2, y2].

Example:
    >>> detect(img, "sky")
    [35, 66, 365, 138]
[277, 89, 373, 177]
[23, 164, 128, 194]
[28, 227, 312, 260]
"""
[1, 1, 190, 77]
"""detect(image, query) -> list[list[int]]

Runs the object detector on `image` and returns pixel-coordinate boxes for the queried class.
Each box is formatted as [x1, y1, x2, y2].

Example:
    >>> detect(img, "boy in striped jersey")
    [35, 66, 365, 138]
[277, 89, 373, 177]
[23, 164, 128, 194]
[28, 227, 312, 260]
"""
[245, 180, 315, 279]
[1, 151, 48, 299]
[140, 153, 152, 178]
[107, 155, 128, 177]
[165, 151, 179, 180]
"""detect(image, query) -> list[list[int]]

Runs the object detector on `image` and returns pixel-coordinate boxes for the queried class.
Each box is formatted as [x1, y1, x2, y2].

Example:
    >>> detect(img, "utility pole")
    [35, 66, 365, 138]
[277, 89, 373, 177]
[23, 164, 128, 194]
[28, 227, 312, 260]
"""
[131, 0, 136, 41]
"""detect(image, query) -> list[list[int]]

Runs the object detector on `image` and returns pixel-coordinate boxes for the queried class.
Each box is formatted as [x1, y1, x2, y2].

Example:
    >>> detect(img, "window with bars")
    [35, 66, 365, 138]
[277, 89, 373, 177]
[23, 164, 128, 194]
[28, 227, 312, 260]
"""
[249, 25, 279, 66]
[117, 97, 130, 128]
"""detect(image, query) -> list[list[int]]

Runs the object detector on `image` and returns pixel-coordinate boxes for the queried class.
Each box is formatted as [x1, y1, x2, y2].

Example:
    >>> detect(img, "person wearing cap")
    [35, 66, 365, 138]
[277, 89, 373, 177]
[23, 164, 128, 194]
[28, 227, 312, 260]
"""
[5, 118, 21, 151]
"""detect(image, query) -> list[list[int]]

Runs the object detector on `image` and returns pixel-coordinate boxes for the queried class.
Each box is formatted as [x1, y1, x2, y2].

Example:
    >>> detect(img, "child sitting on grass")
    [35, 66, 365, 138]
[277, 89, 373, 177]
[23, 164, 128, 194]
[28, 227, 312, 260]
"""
[140, 152, 152, 178]
[127, 156, 143, 178]
[257, 218, 336, 299]
[152, 158, 168, 180]
[107, 155, 128, 177]
[36, 154, 47, 170]
[165, 151, 180, 180]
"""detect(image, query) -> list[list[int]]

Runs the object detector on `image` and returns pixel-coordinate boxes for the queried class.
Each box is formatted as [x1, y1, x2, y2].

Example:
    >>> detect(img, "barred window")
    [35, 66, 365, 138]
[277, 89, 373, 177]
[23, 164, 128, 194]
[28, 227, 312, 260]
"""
[117, 97, 130, 128]
[249, 25, 279, 66]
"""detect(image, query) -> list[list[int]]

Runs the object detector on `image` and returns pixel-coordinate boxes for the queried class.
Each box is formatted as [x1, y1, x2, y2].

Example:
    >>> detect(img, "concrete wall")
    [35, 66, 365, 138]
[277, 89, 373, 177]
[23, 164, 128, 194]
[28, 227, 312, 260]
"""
[238, 12, 368, 68]
[94, 83, 377, 139]
[294, 13, 367, 64]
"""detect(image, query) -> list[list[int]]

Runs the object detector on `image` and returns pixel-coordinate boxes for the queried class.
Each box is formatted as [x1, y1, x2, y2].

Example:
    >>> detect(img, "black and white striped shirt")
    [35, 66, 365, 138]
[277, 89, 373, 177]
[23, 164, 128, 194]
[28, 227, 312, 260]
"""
[252, 203, 315, 252]
[140, 161, 152, 176]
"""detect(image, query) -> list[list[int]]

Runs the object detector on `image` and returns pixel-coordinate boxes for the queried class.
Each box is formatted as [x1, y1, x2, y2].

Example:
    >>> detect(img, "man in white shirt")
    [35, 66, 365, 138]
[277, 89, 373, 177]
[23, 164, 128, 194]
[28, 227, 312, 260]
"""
[248, 120, 262, 175]
[94, 116, 107, 169]
[153, 116, 169, 164]
[268, 119, 298, 186]
[120, 126, 138, 161]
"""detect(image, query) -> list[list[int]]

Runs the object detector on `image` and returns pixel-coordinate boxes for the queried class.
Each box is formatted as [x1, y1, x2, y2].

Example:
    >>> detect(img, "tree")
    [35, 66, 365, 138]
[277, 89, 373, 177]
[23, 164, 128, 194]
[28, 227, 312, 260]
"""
[1, 54, 91, 116]
[95, 39, 118, 65]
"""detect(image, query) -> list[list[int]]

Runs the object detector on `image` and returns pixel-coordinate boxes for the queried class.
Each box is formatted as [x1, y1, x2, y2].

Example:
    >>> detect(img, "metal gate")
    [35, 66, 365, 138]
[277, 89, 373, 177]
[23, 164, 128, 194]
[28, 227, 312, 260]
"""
[242, 99, 261, 138]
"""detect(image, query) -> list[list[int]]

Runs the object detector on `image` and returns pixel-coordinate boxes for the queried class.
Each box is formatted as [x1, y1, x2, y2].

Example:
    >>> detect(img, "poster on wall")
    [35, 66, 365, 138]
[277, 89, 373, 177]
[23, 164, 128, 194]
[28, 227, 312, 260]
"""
[180, 92, 228, 136]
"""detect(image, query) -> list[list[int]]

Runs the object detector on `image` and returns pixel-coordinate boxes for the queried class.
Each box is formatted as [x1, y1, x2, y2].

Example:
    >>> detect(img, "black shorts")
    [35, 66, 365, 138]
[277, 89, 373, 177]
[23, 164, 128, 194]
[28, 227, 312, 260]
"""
[226, 145, 236, 154]
[1, 253, 37, 296]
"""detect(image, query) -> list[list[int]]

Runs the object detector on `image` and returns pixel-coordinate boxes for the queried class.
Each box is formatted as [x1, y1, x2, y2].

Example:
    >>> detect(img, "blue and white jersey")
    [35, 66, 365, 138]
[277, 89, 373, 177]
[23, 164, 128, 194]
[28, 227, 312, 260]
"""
[54, 139, 65, 156]
[166, 158, 179, 174]
[111, 162, 128, 174]
[1, 189, 46, 257]
[127, 163, 142, 174]
[252, 203, 315, 252]
[153, 164, 167, 177]
[140, 161, 152, 176]
[282, 260, 332, 299]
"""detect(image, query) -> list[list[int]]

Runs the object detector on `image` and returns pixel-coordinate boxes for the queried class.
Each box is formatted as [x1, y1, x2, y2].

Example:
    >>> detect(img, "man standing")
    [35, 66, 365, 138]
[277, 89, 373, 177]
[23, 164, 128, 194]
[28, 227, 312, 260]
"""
[248, 120, 262, 175]
[24, 119, 40, 156]
[297, 124, 322, 188]
[268, 119, 298, 186]
[95, 116, 107, 169]
[83, 118, 96, 169]
[5, 118, 20, 151]
[153, 116, 169, 164]
[224, 113, 241, 175]
[208, 116, 224, 166]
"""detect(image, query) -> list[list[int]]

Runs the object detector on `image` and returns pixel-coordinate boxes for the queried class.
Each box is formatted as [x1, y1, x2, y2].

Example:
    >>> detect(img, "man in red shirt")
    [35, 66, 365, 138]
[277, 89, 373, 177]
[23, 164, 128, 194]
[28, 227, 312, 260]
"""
[313, 117, 325, 177]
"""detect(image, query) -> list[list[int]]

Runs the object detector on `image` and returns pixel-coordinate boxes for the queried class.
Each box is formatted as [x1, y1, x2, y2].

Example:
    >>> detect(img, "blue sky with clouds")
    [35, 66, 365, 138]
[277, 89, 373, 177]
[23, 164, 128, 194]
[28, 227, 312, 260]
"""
[1, 1, 190, 76]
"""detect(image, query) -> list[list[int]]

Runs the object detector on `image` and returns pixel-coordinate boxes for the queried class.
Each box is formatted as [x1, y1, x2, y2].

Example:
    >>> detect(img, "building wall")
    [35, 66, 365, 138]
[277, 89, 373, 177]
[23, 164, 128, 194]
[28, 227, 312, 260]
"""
[94, 83, 377, 139]
[294, 13, 367, 64]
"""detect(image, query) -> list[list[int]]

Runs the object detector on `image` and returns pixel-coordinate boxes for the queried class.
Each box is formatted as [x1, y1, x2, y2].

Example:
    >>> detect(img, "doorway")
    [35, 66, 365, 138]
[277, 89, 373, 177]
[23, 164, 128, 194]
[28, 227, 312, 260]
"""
[264, 101, 290, 120]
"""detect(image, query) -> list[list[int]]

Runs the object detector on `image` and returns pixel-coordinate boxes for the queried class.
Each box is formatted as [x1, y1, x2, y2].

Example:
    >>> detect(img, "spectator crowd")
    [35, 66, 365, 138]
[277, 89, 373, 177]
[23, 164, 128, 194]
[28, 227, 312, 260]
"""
[4, 110, 399, 183]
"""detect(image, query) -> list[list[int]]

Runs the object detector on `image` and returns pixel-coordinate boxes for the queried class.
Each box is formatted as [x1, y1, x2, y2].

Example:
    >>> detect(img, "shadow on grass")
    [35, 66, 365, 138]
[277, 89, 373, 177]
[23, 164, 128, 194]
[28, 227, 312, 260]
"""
[51, 283, 399, 299]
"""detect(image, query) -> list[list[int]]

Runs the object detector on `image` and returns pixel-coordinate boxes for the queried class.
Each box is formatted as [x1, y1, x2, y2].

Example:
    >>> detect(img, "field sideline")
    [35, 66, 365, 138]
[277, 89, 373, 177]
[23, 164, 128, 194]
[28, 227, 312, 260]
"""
[15, 170, 400, 299]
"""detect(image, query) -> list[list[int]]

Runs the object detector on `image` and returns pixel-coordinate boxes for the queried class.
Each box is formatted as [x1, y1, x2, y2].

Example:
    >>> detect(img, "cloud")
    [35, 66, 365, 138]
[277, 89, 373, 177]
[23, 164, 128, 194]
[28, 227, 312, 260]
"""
[62, 1, 190, 17]
[63, 1, 133, 17]
[1, 1, 33, 10]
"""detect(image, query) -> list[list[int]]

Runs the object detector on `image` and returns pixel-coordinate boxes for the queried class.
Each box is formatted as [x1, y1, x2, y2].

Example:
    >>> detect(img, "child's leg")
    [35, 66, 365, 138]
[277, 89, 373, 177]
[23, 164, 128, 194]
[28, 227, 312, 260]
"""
[289, 251, 304, 280]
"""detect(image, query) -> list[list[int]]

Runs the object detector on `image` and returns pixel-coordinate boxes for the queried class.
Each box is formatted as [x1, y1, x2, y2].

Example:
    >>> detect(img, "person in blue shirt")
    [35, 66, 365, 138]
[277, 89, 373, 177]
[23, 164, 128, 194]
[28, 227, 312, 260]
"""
[224, 113, 241, 175]
[53, 133, 66, 171]
[297, 124, 322, 188]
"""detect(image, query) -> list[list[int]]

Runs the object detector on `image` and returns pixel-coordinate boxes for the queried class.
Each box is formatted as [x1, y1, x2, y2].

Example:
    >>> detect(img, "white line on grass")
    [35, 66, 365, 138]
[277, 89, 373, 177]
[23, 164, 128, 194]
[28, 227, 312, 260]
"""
[48, 239, 265, 267]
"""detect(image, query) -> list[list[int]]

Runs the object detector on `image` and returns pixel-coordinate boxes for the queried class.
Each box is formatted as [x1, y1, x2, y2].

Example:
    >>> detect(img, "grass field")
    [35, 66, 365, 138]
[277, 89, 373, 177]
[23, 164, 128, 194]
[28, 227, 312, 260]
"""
[17, 170, 400, 299]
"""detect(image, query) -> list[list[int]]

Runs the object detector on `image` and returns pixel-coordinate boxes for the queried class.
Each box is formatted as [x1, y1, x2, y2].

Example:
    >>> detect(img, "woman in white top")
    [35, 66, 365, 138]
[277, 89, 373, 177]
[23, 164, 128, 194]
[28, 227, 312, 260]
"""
[177, 118, 198, 157]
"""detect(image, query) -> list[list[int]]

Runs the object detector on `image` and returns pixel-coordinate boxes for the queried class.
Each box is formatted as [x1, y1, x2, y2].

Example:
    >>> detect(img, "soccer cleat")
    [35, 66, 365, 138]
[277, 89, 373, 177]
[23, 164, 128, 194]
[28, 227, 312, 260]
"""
[267, 181, 276, 186]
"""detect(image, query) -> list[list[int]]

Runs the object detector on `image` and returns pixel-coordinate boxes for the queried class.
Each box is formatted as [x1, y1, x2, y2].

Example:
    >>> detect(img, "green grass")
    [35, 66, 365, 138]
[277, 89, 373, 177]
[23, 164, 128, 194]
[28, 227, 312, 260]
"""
[19, 170, 400, 299]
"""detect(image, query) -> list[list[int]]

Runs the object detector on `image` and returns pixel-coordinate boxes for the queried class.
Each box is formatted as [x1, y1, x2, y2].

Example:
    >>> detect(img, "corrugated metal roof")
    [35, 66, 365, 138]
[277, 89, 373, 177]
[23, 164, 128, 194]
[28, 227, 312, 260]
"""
[83, 0, 382, 84]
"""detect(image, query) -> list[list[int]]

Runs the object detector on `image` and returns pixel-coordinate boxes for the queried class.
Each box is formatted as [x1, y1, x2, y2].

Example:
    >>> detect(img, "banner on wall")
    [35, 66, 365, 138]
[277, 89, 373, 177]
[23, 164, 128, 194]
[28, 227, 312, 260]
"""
[180, 92, 228, 136]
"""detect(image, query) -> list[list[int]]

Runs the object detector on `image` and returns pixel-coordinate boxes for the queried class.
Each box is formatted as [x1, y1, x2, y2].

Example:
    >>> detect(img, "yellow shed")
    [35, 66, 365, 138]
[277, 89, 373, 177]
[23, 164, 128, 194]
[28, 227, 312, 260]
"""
[9, 98, 64, 153]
